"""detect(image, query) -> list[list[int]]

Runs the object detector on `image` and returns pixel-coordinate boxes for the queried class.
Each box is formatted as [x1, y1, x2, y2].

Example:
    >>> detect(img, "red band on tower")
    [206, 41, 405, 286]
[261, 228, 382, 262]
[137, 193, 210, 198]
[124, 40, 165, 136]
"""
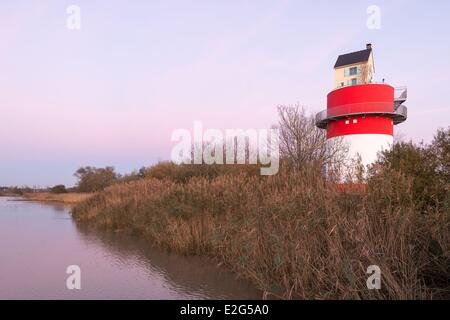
[327, 116, 393, 139]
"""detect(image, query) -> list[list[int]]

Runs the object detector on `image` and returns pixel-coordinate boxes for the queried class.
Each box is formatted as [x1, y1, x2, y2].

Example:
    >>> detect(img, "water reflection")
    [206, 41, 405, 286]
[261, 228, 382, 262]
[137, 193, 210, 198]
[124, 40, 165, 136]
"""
[74, 223, 261, 300]
[0, 197, 261, 300]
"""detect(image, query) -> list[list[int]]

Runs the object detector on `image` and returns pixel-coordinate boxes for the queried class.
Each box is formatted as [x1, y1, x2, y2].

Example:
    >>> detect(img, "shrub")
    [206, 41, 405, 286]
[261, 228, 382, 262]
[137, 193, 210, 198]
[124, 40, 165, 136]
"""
[142, 161, 260, 183]
[74, 166, 118, 193]
[50, 185, 67, 194]
[373, 127, 450, 212]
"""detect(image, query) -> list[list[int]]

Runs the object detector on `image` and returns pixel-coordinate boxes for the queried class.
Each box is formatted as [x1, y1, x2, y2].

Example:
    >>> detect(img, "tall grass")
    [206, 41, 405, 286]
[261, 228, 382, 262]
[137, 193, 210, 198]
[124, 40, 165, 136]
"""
[72, 165, 449, 299]
[22, 192, 93, 204]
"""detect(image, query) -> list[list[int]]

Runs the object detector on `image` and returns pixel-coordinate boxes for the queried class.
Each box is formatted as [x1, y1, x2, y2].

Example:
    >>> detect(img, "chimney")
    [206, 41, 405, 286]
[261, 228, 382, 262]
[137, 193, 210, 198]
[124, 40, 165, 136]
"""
[366, 43, 372, 50]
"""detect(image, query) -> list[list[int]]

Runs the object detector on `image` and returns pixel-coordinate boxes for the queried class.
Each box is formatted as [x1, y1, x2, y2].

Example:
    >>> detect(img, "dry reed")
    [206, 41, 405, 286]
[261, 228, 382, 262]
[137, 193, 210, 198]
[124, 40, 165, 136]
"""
[72, 165, 449, 299]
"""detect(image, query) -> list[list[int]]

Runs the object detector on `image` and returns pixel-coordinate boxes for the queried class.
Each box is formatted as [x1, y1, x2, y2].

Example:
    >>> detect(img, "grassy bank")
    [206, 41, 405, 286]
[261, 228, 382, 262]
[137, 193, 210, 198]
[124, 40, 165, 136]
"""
[73, 166, 449, 299]
[22, 192, 93, 204]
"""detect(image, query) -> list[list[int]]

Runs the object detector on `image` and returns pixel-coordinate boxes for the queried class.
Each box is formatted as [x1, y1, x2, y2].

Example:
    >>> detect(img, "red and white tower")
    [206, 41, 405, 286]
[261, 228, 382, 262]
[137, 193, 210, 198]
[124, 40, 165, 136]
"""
[316, 44, 407, 169]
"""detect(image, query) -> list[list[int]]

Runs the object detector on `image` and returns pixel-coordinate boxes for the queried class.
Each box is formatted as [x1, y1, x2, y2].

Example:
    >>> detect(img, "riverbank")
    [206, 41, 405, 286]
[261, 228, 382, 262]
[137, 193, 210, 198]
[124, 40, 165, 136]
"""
[72, 166, 450, 300]
[21, 192, 93, 204]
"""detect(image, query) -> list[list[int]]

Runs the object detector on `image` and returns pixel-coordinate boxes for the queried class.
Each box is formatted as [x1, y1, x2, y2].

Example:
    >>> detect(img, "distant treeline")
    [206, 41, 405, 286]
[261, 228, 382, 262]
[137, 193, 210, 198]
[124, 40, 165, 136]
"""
[0, 185, 77, 196]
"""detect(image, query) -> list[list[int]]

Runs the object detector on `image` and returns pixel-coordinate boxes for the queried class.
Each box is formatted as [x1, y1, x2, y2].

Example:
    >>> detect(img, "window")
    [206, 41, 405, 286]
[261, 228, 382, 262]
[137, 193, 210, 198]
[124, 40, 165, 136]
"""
[351, 78, 357, 86]
[344, 66, 360, 77]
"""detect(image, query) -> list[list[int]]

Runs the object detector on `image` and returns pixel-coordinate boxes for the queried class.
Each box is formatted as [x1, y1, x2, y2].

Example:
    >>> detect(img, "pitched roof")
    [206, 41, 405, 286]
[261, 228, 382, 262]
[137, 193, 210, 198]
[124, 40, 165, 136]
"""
[334, 48, 372, 68]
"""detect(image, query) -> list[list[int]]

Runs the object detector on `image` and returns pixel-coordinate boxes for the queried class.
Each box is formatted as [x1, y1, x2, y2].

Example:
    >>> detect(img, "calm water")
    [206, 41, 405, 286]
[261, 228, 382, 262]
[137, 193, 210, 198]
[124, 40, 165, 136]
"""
[0, 197, 261, 299]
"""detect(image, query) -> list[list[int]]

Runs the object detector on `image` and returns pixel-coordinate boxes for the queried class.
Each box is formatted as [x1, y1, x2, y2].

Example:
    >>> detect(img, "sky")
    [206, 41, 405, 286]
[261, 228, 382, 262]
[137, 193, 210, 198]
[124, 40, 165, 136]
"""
[1, 0, 449, 187]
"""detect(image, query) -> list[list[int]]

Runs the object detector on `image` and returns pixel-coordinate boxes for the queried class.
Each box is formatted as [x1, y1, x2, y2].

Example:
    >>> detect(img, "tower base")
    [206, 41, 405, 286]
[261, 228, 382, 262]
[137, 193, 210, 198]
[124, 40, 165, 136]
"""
[329, 133, 393, 175]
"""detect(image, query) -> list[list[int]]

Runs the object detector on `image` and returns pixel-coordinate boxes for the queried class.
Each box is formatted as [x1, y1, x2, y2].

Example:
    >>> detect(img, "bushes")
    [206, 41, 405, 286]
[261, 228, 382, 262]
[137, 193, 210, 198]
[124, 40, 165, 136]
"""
[73, 164, 449, 299]
[373, 127, 450, 212]
[50, 185, 67, 194]
[142, 161, 260, 183]
[74, 166, 118, 193]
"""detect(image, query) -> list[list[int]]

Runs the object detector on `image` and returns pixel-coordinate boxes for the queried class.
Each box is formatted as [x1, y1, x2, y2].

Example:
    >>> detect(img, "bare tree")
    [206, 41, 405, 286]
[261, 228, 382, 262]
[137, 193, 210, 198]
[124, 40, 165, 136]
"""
[276, 105, 348, 173]
[360, 64, 372, 84]
[394, 131, 406, 143]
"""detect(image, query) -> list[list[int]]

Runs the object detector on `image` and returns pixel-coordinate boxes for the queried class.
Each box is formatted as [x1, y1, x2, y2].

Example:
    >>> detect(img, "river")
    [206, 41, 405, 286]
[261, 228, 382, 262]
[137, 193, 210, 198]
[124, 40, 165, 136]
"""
[0, 197, 261, 299]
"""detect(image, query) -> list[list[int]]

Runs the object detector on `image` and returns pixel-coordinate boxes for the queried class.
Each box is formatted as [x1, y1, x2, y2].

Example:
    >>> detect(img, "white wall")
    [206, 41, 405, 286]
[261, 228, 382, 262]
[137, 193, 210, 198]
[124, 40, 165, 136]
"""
[329, 134, 393, 174]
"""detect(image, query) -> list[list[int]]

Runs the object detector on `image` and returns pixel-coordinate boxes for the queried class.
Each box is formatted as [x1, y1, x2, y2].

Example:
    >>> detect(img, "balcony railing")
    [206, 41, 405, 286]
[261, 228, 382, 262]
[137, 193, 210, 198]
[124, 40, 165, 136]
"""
[331, 83, 408, 97]
[315, 102, 408, 129]
[393, 104, 408, 124]
[394, 87, 407, 109]
[331, 81, 388, 92]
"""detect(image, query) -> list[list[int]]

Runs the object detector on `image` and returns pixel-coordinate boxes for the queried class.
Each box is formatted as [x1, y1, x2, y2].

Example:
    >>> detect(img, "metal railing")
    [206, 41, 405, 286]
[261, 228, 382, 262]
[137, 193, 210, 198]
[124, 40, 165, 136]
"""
[330, 83, 407, 97]
[331, 81, 388, 92]
[315, 102, 408, 128]
[393, 104, 408, 124]
[394, 86, 407, 100]
[316, 102, 394, 121]
[394, 87, 407, 109]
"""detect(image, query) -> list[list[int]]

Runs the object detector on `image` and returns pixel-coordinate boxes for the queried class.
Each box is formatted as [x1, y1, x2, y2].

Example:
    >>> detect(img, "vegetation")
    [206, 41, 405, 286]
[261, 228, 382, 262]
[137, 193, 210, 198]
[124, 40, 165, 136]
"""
[0, 186, 34, 196]
[21, 192, 92, 204]
[72, 161, 449, 299]
[142, 162, 260, 183]
[277, 105, 348, 172]
[50, 184, 67, 194]
[72, 125, 450, 300]
[373, 127, 450, 212]
[74, 166, 118, 193]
